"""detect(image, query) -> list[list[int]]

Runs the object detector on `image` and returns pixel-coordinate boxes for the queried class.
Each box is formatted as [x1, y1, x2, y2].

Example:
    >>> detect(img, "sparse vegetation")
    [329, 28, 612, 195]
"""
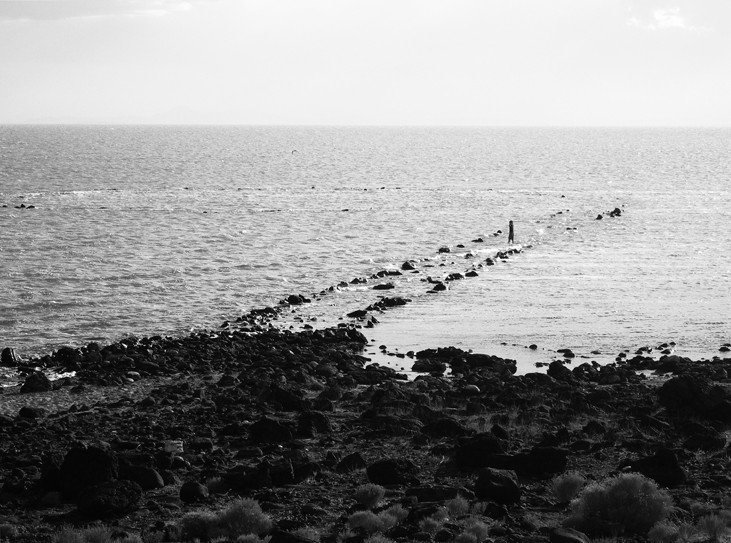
[698, 514, 730, 543]
[179, 499, 272, 541]
[353, 483, 386, 509]
[0, 524, 19, 541]
[347, 504, 409, 535]
[49, 526, 143, 543]
[565, 472, 674, 536]
[292, 526, 320, 542]
[347, 511, 383, 534]
[446, 496, 470, 517]
[551, 471, 587, 503]
[648, 520, 680, 543]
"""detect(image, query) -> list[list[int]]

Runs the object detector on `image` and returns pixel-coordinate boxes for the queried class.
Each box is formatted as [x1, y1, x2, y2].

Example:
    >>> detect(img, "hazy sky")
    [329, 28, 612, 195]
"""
[1, 0, 729, 125]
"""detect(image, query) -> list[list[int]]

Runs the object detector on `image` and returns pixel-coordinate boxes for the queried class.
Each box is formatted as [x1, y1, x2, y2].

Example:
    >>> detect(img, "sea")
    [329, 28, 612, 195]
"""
[1, 126, 729, 383]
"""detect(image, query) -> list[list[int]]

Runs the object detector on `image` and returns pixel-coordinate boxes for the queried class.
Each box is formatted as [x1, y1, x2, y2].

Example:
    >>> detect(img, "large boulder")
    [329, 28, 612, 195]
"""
[250, 417, 293, 443]
[658, 375, 729, 420]
[59, 445, 119, 497]
[626, 448, 686, 487]
[474, 467, 521, 504]
[1, 347, 20, 367]
[76, 480, 142, 518]
[367, 458, 419, 486]
[454, 433, 505, 469]
[20, 371, 53, 393]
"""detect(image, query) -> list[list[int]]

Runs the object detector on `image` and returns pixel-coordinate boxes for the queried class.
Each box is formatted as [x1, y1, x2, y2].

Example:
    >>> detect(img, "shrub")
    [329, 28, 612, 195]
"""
[363, 536, 395, 543]
[52, 528, 85, 543]
[180, 511, 217, 541]
[353, 484, 386, 509]
[565, 472, 673, 536]
[460, 518, 490, 541]
[348, 511, 383, 534]
[0, 524, 19, 541]
[213, 499, 273, 539]
[292, 526, 320, 542]
[648, 521, 679, 543]
[418, 517, 442, 534]
[551, 472, 586, 503]
[698, 514, 730, 543]
[179, 499, 272, 541]
[82, 526, 113, 543]
[378, 504, 408, 530]
[446, 496, 470, 517]
[235, 536, 270, 543]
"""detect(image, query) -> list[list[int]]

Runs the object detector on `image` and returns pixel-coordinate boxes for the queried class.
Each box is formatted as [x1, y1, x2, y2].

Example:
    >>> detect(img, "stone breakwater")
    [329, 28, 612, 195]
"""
[0, 323, 730, 542]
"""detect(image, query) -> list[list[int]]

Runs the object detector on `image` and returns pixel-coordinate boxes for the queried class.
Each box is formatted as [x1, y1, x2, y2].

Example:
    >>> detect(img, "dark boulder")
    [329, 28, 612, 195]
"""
[422, 417, 470, 438]
[367, 458, 419, 485]
[454, 433, 505, 469]
[336, 452, 367, 473]
[180, 481, 209, 503]
[59, 445, 119, 497]
[627, 448, 686, 487]
[406, 485, 461, 502]
[54, 346, 82, 368]
[658, 375, 728, 418]
[411, 359, 447, 374]
[474, 467, 521, 504]
[250, 417, 293, 443]
[18, 406, 45, 419]
[76, 480, 142, 518]
[20, 371, 53, 393]
[547, 361, 574, 382]
[373, 283, 395, 290]
[297, 411, 332, 437]
[1, 347, 20, 367]
[121, 466, 164, 490]
[550, 528, 591, 543]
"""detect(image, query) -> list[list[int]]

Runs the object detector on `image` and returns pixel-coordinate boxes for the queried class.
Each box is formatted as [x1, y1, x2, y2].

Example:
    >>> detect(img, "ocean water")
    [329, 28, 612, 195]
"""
[1, 126, 729, 378]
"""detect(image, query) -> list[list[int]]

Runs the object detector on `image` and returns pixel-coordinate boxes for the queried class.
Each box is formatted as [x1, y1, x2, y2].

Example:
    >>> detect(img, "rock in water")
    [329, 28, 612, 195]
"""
[20, 371, 53, 393]
[1, 347, 20, 367]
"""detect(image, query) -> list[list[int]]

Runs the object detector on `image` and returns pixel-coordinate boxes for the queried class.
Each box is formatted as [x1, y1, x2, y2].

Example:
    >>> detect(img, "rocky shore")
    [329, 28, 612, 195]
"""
[1, 325, 730, 543]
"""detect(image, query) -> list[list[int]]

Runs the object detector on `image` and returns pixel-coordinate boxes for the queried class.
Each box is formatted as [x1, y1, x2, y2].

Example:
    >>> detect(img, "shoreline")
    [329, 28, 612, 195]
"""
[1, 322, 730, 542]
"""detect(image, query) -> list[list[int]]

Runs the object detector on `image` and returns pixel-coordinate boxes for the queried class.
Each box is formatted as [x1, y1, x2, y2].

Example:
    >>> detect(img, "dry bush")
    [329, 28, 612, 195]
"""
[698, 514, 730, 543]
[551, 471, 587, 503]
[446, 496, 470, 517]
[353, 483, 386, 509]
[565, 472, 673, 536]
[363, 536, 395, 543]
[52, 528, 85, 543]
[179, 499, 272, 541]
[0, 524, 19, 541]
[648, 521, 680, 543]
[348, 511, 383, 534]
[82, 527, 114, 543]
[378, 504, 408, 530]
[292, 526, 320, 542]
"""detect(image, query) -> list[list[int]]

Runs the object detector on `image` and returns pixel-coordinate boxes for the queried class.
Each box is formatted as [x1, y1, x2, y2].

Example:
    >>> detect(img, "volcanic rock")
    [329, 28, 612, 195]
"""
[367, 458, 419, 485]
[474, 467, 521, 504]
[76, 480, 142, 518]
[20, 371, 53, 393]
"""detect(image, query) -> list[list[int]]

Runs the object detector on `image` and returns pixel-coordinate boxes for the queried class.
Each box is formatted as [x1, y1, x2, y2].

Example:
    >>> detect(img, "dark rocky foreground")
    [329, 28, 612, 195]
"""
[1, 327, 730, 543]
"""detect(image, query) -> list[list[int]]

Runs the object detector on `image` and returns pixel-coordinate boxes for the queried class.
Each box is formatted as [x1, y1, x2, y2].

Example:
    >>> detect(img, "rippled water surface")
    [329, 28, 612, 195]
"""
[1, 126, 729, 374]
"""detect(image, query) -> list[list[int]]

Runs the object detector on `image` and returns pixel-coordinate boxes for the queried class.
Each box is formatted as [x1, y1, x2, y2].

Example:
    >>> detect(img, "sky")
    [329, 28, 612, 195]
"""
[0, 0, 729, 125]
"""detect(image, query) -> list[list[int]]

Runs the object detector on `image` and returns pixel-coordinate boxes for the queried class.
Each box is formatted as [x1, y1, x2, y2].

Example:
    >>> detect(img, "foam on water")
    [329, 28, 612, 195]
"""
[1, 126, 729, 377]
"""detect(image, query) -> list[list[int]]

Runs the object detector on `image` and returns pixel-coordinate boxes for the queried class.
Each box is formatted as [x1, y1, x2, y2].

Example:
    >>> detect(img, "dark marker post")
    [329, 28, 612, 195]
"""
[508, 220, 514, 244]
